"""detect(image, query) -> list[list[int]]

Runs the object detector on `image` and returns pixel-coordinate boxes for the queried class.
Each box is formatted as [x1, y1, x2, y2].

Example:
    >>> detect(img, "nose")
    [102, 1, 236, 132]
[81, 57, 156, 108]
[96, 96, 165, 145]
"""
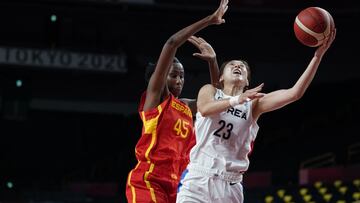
[176, 76, 183, 84]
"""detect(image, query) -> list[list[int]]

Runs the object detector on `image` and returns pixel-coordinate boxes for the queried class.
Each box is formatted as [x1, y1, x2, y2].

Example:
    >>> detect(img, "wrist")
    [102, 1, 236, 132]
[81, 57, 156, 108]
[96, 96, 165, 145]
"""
[229, 95, 240, 107]
[208, 57, 217, 64]
[314, 51, 324, 58]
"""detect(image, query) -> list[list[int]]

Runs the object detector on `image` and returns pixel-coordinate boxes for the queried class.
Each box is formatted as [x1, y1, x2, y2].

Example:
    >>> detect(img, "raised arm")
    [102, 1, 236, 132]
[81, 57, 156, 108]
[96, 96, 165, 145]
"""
[197, 84, 264, 117]
[253, 29, 336, 120]
[144, 0, 229, 111]
[188, 36, 221, 88]
[182, 36, 221, 114]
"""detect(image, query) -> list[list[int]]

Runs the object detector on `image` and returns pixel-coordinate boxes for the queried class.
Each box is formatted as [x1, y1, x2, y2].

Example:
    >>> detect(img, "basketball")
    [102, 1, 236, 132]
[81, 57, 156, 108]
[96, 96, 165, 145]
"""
[294, 7, 335, 47]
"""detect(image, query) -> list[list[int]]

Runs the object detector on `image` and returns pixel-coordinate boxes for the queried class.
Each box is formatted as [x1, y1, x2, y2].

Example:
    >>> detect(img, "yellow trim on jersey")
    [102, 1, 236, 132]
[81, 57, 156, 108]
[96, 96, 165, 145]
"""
[127, 161, 141, 203]
[144, 163, 156, 202]
[142, 105, 162, 162]
[136, 105, 163, 203]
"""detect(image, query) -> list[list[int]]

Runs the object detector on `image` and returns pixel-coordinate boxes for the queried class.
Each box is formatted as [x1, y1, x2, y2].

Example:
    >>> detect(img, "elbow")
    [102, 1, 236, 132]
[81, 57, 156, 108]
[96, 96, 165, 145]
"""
[198, 107, 211, 117]
[291, 91, 304, 102]
[199, 111, 211, 118]
[165, 35, 180, 49]
[288, 87, 306, 102]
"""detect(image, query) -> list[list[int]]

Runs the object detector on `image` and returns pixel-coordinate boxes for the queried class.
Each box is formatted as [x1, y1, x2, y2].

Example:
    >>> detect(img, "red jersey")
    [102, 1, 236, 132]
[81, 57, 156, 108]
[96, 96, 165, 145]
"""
[126, 92, 195, 203]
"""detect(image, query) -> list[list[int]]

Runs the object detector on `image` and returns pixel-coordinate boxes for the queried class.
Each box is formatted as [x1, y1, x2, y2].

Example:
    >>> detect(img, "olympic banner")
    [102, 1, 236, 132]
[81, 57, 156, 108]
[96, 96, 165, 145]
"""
[0, 46, 127, 73]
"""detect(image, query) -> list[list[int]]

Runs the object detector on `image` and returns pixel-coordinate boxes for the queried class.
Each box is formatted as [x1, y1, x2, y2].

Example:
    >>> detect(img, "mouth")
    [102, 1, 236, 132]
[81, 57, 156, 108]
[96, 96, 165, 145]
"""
[232, 68, 242, 75]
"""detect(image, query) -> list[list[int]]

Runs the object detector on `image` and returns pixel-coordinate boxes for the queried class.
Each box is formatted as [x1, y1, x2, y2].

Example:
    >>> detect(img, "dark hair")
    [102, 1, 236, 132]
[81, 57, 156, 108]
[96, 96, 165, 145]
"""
[144, 57, 181, 83]
[219, 59, 251, 87]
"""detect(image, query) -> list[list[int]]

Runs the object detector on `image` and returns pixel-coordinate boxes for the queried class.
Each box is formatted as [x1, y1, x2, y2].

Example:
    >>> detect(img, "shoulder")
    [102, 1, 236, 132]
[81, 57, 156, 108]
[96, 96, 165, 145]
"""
[199, 84, 217, 94]
[179, 98, 196, 106]
[179, 98, 197, 116]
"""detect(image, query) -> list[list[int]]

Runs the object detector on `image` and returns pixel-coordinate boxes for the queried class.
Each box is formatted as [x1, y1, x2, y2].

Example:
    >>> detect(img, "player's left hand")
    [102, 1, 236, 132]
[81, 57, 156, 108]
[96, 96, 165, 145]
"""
[188, 36, 216, 62]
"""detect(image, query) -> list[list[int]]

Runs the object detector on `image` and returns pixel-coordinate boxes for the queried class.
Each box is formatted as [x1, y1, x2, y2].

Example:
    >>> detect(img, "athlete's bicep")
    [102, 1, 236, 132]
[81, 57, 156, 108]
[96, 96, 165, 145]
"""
[254, 89, 297, 116]
[144, 44, 176, 111]
[197, 84, 216, 113]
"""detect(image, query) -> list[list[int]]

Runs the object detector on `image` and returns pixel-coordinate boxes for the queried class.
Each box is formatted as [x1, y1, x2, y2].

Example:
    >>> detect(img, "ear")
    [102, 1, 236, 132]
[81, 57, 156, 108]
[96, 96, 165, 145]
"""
[219, 75, 224, 83]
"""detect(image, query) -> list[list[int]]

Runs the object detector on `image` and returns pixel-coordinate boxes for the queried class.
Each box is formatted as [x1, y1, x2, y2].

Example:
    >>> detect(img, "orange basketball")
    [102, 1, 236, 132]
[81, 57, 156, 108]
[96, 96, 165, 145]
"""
[294, 7, 335, 47]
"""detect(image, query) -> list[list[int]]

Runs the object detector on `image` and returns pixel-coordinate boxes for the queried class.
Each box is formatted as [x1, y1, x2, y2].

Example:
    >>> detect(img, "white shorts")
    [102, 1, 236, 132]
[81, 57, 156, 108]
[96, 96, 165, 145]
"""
[176, 165, 244, 203]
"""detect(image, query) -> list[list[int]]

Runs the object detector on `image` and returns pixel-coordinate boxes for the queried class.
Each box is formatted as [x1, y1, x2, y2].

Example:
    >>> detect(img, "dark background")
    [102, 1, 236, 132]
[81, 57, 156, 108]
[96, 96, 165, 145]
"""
[0, 0, 359, 202]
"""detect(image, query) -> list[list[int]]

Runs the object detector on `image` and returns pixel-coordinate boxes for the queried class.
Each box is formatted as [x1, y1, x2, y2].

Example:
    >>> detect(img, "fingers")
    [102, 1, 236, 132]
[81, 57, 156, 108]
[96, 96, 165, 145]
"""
[254, 93, 265, 98]
[255, 83, 264, 89]
[219, 0, 229, 17]
[193, 53, 203, 58]
[221, 0, 229, 8]
[223, 5, 228, 14]
[197, 37, 207, 44]
[187, 37, 195, 44]
[188, 36, 202, 46]
[247, 83, 264, 93]
[188, 36, 200, 47]
[322, 28, 336, 49]
[221, 0, 229, 18]
[223, 0, 229, 12]
[242, 92, 265, 103]
[328, 28, 336, 42]
[331, 28, 336, 42]
[241, 83, 265, 102]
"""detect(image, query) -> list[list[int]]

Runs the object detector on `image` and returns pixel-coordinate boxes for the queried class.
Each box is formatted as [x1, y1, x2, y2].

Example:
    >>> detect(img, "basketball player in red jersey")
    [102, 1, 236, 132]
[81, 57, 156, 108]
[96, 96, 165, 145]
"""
[126, 0, 229, 202]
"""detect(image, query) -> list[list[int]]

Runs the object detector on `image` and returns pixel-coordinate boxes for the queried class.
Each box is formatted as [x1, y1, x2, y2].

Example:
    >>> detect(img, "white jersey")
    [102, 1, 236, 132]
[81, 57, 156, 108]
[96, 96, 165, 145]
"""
[189, 88, 259, 174]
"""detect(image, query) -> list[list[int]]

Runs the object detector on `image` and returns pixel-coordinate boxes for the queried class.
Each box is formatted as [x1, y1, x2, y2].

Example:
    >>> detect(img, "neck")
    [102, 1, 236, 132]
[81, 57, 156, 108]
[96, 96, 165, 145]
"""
[223, 84, 244, 96]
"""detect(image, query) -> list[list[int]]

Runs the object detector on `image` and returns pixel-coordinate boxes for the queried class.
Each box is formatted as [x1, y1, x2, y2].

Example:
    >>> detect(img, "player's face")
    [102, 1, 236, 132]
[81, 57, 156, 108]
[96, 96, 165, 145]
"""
[221, 60, 249, 87]
[167, 62, 184, 97]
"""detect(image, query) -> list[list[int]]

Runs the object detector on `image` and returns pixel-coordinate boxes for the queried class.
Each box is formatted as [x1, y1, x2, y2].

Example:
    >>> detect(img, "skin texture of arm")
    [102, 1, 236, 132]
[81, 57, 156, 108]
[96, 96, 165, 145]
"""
[183, 36, 221, 114]
[188, 36, 221, 88]
[143, 0, 229, 111]
[252, 29, 337, 120]
[196, 29, 336, 119]
[197, 83, 264, 117]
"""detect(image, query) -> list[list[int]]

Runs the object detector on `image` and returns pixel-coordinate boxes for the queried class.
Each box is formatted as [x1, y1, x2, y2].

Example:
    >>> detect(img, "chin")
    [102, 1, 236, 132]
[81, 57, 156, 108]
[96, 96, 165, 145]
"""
[175, 91, 182, 97]
[171, 89, 182, 97]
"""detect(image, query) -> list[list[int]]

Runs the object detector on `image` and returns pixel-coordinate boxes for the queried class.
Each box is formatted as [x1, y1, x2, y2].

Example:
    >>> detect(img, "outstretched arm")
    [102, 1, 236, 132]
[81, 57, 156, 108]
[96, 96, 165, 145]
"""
[144, 0, 229, 111]
[183, 36, 221, 114]
[253, 29, 336, 120]
[197, 84, 264, 117]
[188, 36, 221, 88]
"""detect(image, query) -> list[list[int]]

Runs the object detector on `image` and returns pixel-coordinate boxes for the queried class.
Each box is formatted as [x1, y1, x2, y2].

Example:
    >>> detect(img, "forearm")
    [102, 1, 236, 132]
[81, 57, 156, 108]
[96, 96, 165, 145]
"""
[199, 95, 250, 117]
[198, 99, 232, 117]
[150, 16, 214, 93]
[166, 15, 213, 49]
[208, 58, 221, 88]
[153, 16, 213, 87]
[291, 28, 335, 98]
[291, 54, 323, 99]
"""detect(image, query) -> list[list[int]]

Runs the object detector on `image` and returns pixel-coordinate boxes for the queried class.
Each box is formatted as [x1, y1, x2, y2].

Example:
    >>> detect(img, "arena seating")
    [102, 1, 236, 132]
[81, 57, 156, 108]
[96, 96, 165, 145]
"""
[259, 178, 360, 203]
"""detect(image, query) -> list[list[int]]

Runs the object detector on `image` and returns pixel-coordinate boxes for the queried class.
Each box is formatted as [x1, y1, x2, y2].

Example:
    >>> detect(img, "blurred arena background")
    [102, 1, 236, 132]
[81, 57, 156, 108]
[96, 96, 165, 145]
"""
[0, 0, 359, 202]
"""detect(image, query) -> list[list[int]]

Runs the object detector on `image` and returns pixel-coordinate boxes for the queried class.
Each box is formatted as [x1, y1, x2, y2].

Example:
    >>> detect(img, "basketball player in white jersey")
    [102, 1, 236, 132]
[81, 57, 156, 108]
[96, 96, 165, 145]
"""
[176, 29, 336, 202]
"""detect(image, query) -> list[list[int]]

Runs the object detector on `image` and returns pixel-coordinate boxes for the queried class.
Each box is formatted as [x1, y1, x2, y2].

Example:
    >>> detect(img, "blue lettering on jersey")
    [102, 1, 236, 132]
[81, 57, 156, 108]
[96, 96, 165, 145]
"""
[226, 107, 247, 120]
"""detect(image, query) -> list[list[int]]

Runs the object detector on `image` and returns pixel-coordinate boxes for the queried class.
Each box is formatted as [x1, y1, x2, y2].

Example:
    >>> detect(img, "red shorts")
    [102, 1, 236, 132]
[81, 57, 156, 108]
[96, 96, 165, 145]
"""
[126, 162, 179, 203]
